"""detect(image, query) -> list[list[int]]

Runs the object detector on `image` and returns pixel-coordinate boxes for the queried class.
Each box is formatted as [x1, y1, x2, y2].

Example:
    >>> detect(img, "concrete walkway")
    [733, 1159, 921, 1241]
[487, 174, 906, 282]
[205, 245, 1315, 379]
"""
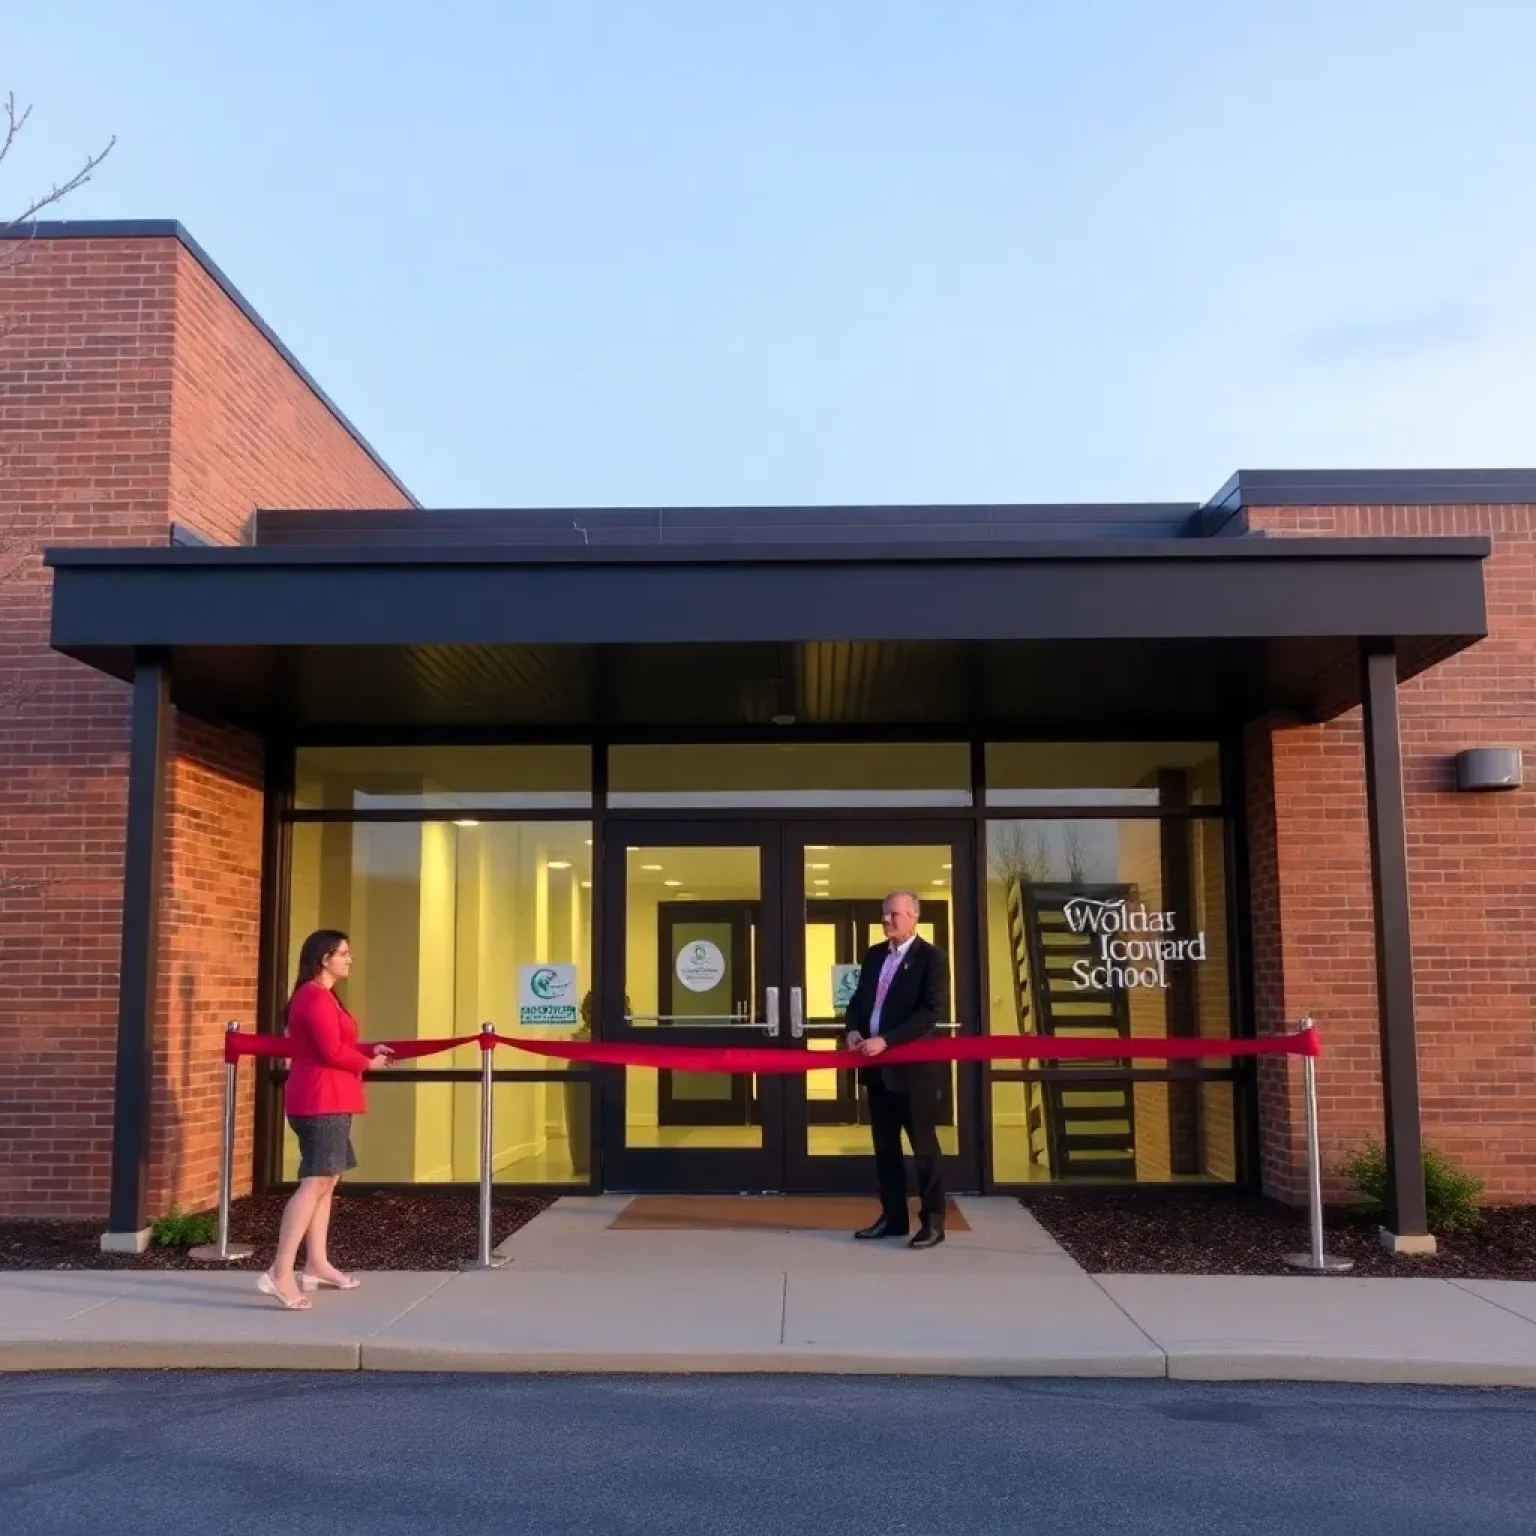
[3, 1196, 1536, 1385]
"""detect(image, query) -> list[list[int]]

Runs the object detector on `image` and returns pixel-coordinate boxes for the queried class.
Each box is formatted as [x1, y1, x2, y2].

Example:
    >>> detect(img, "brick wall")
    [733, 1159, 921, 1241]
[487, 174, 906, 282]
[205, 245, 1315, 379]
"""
[167, 246, 402, 544]
[149, 718, 264, 1216]
[0, 229, 410, 1221]
[150, 242, 409, 1217]
[1249, 503, 1536, 1204]
[0, 236, 177, 1219]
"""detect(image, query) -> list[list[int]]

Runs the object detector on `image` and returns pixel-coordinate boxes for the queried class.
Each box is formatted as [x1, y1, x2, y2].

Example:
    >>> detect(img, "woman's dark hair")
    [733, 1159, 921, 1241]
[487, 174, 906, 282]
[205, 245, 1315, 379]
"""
[288, 929, 349, 1016]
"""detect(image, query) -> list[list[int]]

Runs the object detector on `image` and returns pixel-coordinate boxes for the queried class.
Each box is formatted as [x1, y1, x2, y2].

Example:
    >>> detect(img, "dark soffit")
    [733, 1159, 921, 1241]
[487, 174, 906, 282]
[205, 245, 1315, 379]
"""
[42, 534, 1490, 733]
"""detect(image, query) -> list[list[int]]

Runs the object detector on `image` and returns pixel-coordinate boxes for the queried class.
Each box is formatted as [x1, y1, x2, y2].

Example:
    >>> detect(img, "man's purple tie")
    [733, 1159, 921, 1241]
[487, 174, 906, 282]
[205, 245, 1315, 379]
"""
[871, 948, 900, 1034]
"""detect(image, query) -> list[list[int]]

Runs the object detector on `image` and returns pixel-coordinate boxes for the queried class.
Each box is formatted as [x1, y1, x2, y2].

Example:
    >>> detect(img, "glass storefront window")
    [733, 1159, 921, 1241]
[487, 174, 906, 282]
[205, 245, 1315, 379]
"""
[984, 742, 1221, 807]
[608, 742, 971, 807]
[293, 745, 591, 811]
[990, 1080, 1235, 1184]
[280, 1079, 589, 1184]
[285, 820, 593, 1071]
[273, 735, 1248, 1192]
[985, 814, 1235, 1184]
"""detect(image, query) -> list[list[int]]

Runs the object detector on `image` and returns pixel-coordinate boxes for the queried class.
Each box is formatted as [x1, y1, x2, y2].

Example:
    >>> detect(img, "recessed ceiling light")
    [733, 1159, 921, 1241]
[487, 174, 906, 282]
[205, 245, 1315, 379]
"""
[641, 864, 663, 872]
[664, 879, 683, 887]
[932, 878, 946, 887]
[453, 819, 479, 828]
[807, 845, 831, 851]
[585, 839, 593, 846]
[942, 862, 952, 870]
[548, 861, 572, 871]
[807, 862, 830, 871]
[580, 880, 592, 888]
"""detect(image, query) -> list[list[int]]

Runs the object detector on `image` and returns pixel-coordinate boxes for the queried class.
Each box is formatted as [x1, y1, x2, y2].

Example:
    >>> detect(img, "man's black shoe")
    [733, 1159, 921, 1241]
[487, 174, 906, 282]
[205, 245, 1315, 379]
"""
[908, 1223, 946, 1250]
[853, 1216, 910, 1240]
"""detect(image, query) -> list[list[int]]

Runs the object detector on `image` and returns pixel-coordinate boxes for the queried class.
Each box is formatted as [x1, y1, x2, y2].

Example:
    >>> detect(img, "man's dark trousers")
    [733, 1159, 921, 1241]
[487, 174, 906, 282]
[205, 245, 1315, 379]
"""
[867, 1074, 944, 1228]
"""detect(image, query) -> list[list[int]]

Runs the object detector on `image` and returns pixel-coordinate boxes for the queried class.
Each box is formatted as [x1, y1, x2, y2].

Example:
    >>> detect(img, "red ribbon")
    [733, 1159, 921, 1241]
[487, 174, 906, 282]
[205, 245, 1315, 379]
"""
[228, 1028, 1317, 1069]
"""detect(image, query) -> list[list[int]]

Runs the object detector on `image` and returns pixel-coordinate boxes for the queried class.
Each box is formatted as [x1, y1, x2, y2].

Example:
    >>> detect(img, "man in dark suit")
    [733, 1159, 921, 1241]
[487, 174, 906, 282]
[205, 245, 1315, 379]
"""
[843, 889, 950, 1249]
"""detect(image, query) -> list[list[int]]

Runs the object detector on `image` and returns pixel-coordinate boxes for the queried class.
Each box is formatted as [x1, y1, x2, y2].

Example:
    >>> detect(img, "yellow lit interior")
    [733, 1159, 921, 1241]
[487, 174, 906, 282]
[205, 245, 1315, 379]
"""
[279, 802, 1236, 1187]
[283, 820, 593, 1183]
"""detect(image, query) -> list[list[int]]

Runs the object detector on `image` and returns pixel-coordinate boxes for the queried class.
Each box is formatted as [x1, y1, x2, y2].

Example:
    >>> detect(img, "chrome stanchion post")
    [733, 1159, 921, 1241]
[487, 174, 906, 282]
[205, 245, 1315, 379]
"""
[190, 1020, 254, 1262]
[460, 1021, 510, 1271]
[1285, 1015, 1353, 1274]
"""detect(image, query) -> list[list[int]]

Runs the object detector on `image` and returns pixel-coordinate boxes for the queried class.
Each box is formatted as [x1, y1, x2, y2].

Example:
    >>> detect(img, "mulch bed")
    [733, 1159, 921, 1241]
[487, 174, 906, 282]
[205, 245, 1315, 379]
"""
[0, 1190, 556, 1272]
[1023, 1190, 1536, 1279]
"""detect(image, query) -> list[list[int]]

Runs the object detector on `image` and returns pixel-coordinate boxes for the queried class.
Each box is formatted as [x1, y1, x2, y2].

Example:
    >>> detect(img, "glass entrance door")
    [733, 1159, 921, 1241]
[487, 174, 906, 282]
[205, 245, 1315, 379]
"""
[601, 823, 789, 1191]
[783, 824, 976, 1195]
[600, 819, 977, 1193]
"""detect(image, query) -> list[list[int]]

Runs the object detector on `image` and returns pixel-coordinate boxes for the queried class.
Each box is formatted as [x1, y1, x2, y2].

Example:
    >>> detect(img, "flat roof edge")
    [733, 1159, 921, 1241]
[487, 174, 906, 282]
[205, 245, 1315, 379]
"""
[15, 219, 418, 510]
[42, 532, 1495, 570]
[1206, 468, 1536, 511]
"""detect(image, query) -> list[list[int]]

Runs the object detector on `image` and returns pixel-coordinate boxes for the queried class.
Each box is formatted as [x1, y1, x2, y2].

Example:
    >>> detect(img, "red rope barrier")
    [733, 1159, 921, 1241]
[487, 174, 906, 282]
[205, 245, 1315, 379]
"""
[491, 1031, 1316, 1071]
[227, 1028, 1317, 1069]
[225, 1033, 487, 1064]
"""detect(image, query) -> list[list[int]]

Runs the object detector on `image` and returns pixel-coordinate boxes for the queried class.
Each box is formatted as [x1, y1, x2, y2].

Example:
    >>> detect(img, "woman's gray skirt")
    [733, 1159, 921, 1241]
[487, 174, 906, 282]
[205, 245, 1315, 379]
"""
[287, 1114, 357, 1179]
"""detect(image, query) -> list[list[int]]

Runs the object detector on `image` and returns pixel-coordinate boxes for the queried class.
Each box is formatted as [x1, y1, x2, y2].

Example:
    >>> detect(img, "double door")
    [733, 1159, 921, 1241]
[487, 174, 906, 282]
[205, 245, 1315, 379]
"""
[599, 819, 977, 1193]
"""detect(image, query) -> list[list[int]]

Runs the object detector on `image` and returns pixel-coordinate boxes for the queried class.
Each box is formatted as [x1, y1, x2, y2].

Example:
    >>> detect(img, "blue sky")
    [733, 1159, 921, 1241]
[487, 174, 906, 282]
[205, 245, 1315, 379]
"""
[8, 1, 1534, 507]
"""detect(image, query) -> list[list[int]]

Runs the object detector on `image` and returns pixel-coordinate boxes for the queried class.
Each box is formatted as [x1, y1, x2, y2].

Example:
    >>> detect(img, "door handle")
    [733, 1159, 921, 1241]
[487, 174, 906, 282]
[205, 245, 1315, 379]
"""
[765, 986, 780, 1037]
[790, 986, 804, 1039]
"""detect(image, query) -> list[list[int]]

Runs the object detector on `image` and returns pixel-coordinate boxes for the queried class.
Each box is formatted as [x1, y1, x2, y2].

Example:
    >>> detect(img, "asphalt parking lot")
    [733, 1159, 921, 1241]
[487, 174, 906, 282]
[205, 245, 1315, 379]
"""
[3, 1373, 1534, 1535]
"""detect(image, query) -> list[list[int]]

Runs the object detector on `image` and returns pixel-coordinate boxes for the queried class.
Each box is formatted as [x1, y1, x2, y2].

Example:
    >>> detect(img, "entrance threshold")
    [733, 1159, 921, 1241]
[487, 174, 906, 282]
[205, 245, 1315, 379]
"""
[606, 1195, 971, 1231]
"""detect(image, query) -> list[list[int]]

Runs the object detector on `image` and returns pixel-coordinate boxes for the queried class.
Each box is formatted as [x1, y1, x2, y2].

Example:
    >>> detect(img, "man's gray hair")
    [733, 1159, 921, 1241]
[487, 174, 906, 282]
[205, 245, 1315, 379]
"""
[885, 889, 921, 915]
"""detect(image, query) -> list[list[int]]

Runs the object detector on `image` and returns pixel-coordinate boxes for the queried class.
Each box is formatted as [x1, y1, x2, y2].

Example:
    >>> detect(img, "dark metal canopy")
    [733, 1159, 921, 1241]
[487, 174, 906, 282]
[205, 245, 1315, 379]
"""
[45, 531, 1490, 733]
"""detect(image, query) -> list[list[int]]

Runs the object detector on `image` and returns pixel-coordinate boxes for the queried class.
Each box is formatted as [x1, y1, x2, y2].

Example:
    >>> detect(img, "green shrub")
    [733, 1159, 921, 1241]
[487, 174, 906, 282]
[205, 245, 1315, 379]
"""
[151, 1209, 217, 1247]
[1339, 1139, 1484, 1234]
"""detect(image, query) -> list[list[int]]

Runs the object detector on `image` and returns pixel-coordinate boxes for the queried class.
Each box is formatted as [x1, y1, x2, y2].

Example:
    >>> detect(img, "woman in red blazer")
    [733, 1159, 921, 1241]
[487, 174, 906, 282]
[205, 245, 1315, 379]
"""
[258, 929, 393, 1310]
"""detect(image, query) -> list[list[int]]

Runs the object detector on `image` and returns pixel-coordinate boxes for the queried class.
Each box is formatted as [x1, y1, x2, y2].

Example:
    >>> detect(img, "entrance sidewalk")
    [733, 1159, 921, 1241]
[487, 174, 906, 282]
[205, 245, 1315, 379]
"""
[3, 1197, 1536, 1385]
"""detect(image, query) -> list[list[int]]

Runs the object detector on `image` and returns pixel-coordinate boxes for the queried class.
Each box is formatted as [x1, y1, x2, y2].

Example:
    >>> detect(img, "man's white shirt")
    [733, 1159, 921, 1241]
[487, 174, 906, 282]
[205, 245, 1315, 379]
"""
[869, 934, 917, 1036]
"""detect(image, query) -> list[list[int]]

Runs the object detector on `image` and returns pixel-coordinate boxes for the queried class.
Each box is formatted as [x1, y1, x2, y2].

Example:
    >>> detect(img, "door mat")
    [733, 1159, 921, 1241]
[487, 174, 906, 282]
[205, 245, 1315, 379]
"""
[607, 1196, 969, 1232]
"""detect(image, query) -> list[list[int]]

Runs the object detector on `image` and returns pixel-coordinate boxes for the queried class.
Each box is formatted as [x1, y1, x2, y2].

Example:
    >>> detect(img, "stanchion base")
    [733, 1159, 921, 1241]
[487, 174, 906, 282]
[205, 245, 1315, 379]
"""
[188, 1243, 255, 1263]
[458, 1254, 512, 1272]
[1283, 1252, 1354, 1274]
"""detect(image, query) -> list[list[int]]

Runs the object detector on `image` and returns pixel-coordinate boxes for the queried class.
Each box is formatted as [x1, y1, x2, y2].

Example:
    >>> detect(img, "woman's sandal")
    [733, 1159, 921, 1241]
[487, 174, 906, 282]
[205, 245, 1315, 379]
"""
[256, 1271, 312, 1310]
[301, 1270, 360, 1292]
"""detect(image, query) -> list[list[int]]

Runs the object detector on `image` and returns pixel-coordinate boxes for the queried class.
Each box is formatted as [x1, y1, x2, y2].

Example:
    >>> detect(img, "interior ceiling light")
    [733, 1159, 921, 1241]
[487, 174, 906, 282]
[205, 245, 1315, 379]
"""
[641, 864, 663, 871]
[547, 860, 571, 870]
[664, 879, 683, 887]
[453, 819, 479, 828]
[807, 862, 831, 870]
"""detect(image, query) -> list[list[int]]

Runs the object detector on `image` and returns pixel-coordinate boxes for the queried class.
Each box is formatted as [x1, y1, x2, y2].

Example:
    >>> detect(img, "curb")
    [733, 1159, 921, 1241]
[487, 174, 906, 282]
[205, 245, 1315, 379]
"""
[4, 1340, 1532, 1385]
[1167, 1351, 1536, 1389]
[0, 1338, 360, 1372]
[358, 1344, 1168, 1376]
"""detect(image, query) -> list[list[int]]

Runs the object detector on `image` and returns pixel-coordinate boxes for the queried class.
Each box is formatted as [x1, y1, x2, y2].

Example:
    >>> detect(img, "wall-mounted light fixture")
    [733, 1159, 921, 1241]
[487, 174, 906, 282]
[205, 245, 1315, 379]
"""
[1454, 747, 1523, 792]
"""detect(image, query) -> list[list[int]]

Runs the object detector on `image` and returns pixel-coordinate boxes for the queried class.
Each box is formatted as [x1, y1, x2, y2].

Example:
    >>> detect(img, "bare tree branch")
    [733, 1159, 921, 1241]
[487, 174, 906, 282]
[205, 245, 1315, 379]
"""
[0, 92, 116, 274]
[0, 92, 33, 168]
